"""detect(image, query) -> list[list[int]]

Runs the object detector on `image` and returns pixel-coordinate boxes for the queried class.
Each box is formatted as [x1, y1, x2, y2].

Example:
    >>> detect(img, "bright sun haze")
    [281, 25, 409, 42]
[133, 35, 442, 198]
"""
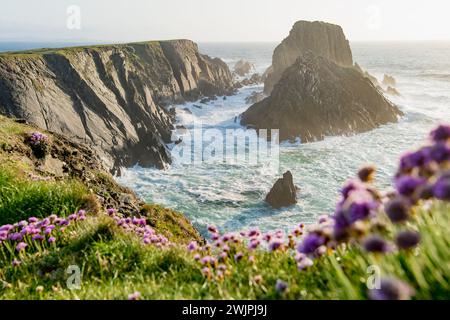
[1, 0, 450, 42]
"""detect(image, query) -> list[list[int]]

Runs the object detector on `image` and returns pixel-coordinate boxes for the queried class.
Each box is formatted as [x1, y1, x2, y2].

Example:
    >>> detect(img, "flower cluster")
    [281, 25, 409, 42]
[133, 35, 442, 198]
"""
[0, 210, 87, 264]
[106, 208, 170, 248]
[28, 132, 49, 159]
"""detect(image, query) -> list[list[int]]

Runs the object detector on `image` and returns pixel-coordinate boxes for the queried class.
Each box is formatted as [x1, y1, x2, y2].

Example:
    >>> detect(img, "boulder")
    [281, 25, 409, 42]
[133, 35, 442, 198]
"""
[265, 171, 297, 209]
[264, 20, 353, 94]
[241, 52, 403, 142]
[383, 74, 397, 87]
[233, 59, 255, 77]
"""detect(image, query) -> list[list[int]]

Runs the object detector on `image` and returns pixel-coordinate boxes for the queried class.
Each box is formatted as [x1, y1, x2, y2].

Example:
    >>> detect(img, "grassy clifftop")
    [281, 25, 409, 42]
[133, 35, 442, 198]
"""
[0, 116, 448, 299]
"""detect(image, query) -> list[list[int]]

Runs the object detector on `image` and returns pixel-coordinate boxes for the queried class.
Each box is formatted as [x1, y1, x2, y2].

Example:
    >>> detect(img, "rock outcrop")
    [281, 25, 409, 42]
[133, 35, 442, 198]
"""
[383, 74, 397, 87]
[264, 20, 353, 94]
[241, 52, 403, 142]
[265, 171, 297, 209]
[233, 59, 254, 77]
[0, 40, 234, 173]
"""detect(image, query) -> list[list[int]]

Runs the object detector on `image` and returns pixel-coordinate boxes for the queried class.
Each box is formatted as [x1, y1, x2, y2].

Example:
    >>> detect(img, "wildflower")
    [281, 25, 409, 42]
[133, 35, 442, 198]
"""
[28, 217, 39, 223]
[193, 254, 201, 261]
[268, 239, 283, 252]
[385, 198, 410, 223]
[297, 257, 314, 270]
[275, 280, 288, 294]
[317, 215, 329, 224]
[297, 233, 325, 254]
[201, 256, 212, 265]
[211, 233, 220, 241]
[48, 236, 56, 244]
[430, 124, 450, 142]
[12, 259, 21, 267]
[207, 225, 218, 234]
[187, 241, 198, 251]
[248, 228, 260, 238]
[218, 252, 227, 261]
[253, 275, 263, 284]
[35, 286, 44, 293]
[358, 166, 376, 182]
[201, 267, 211, 276]
[368, 277, 414, 300]
[234, 252, 244, 262]
[107, 208, 116, 216]
[0, 224, 14, 232]
[363, 235, 391, 253]
[395, 231, 421, 250]
[433, 175, 450, 201]
[248, 255, 255, 263]
[429, 143, 450, 163]
[16, 242, 28, 252]
[9, 233, 22, 241]
[128, 291, 141, 300]
[32, 234, 44, 241]
[395, 176, 425, 196]
[0, 231, 7, 241]
[68, 214, 77, 221]
[248, 238, 260, 250]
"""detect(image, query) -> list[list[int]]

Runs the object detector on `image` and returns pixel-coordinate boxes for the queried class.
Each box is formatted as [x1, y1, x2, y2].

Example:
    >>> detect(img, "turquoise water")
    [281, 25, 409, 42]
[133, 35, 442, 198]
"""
[8, 41, 444, 235]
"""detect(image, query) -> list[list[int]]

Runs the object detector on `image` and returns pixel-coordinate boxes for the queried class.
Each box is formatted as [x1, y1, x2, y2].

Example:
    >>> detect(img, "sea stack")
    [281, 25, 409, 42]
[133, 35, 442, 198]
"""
[241, 20, 403, 142]
[265, 171, 297, 209]
[264, 20, 353, 94]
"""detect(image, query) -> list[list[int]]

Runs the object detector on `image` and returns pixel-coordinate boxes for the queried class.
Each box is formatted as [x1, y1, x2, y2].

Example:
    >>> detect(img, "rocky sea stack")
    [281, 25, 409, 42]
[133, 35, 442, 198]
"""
[242, 20, 403, 142]
[265, 171, 297, 209]
[264, 20, 353, 94]
[0, 40, 234, 173]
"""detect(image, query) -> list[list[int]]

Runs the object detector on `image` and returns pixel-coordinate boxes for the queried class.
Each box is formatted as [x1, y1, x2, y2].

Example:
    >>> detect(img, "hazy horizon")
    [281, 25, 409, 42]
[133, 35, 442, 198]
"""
[1, 0, 450, 43]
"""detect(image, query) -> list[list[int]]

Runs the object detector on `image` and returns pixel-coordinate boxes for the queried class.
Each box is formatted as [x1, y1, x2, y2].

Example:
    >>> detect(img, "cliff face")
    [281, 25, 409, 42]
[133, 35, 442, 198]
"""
[0, 40, 234, 173]
[241, 52, 402, 142]
[264, 20, 353, 94]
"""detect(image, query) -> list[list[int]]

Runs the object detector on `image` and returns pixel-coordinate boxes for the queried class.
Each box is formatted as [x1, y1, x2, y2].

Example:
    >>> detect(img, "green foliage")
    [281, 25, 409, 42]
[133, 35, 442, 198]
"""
[0, 169, 87, 225]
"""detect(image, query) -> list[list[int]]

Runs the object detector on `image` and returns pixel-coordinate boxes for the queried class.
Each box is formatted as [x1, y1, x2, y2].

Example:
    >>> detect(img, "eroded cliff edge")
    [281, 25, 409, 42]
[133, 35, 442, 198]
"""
[0, 40, 234, 173]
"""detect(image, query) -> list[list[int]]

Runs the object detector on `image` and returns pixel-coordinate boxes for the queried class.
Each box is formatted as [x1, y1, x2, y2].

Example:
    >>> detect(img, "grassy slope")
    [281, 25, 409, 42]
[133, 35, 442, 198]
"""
[0, 116, 449, 299]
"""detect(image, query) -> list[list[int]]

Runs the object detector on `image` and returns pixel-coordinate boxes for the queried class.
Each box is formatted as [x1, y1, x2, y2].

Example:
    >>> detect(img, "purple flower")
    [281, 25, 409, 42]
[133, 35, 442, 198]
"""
[395, 231, 421, 250]
[28, 217, 39, 223]
[16, 242, 28, 252]
[128, 291, 141, 300]
[0, 231, 7, 241]
[433, 175, 450, 201]
[107, 208, 116, 216]
[358, 166, 376, 182]
[395, 176, 425, 196]
[385, 198, 410, 223]
[12, 259, 22, 267]
[207, 225, 218, 234]
[297, 257, 314, 270]
[0, 224, 14, 232]
[9, 232, 22, 241]
[429, 143, 450, 163]
[48, 236, 56, 244]
[430, 124, 450, 142]
[363, 235, 391, 253]
[248, 228, 260, 238]
[275, 280, 288, 294]
[297, 233, 325, 254]
[368, 277, 414, 300]
[234, 252, 244, 262]
[268, 239, 283, 252]
[32, 234, 44, 241]
[248, 239, 260, 250]
[348, 201, 374, 222]
[341, 180, 362, 199]
[187, 241, 198, 251]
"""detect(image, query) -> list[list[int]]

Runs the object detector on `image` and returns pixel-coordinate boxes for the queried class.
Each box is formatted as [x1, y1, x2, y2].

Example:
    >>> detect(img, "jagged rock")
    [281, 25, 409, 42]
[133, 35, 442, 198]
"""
[193, 104, 203, 109]
[265, 171, 297, 209]
[233, 59, 254, 77]
[364, 71, 381, 87]
[241, 52, 403, 142]
[386, 86, 401, 96]
[383, 74, 397, 87]
[245, 91, 265, 104]
[0, 40, 234, 172]
[182, 108, 192, 114]
[264, 20, 353, 94]
[235, 73, 263, 88]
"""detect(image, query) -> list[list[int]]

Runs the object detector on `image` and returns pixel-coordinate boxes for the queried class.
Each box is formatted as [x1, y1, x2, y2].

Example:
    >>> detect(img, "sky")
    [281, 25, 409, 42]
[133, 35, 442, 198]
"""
[1, 0, 450, 43]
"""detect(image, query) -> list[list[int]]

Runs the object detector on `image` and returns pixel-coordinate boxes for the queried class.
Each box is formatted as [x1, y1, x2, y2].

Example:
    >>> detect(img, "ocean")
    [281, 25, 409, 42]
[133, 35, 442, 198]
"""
[2, 41, 449, 235]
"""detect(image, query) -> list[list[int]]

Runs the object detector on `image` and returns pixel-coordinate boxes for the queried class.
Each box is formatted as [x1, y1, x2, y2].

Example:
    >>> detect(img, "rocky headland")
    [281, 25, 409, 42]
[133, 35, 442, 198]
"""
[0, 40, 234, 174]
[241, 20, 403, 142]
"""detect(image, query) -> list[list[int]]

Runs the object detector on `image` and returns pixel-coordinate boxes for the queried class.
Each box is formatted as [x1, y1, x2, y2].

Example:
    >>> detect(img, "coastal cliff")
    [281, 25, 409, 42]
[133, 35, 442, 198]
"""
[264, 20, 353, 94]
[0, 40, 234, 173]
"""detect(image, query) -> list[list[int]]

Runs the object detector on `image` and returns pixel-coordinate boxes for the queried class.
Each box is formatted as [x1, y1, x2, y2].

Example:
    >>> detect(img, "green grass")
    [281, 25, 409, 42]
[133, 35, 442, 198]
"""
[0, 200, 448, 300]
[0, 168, 87, 225]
